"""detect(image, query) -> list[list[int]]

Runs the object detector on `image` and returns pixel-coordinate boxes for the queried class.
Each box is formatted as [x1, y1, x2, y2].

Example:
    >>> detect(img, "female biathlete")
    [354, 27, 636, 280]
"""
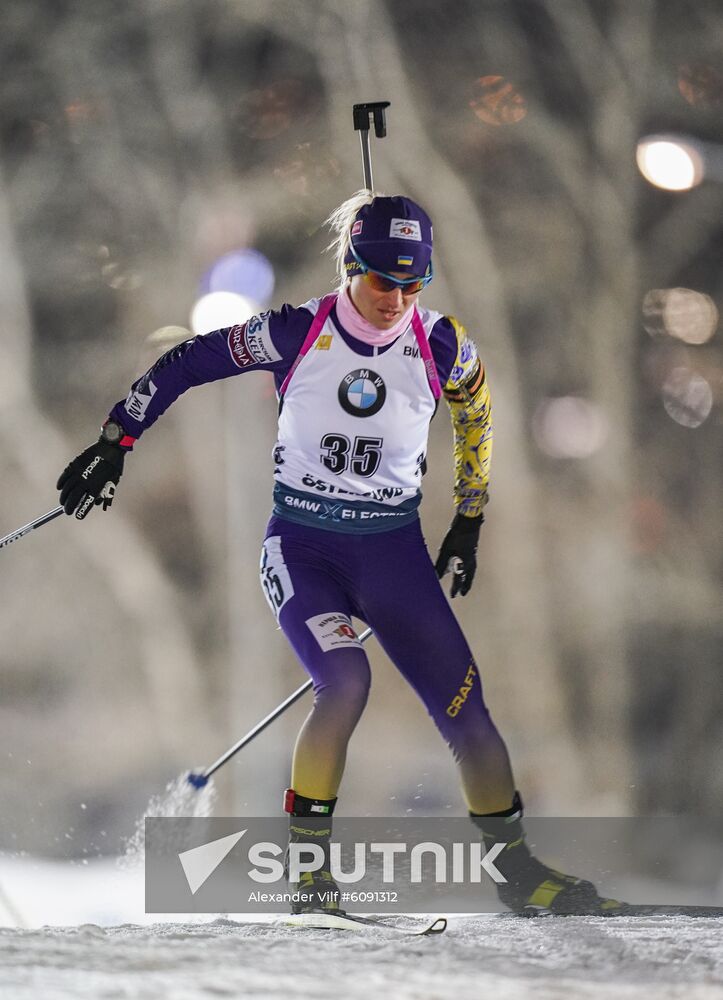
[57, 192, 619, 916]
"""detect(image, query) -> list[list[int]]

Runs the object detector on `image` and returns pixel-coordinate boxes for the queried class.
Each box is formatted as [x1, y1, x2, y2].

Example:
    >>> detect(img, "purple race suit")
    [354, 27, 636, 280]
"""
[109, 296, 508, 807]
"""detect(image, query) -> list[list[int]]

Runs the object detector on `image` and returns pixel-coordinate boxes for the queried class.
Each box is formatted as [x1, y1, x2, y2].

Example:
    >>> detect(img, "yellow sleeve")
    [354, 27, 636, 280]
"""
[442, 317, 492, 518]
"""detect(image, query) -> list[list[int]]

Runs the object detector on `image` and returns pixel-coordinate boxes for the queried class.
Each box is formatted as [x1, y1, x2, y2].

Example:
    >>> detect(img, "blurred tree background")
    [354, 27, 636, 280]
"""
[0, 0, 721, 859]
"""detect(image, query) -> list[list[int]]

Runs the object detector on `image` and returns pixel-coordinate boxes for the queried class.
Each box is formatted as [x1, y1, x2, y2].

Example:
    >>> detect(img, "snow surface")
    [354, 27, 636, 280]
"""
[1, 913, 722, 1000]
[2, 778, 721, 999]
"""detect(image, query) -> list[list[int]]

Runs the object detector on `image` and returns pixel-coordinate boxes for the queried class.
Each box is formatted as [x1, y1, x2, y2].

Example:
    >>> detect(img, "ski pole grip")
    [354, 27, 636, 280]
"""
[352, 102, 390, 137]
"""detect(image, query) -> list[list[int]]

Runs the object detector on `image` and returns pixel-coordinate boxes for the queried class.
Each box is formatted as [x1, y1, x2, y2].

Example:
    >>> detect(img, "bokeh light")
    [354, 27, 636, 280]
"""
[677, 63, 723, 108]
[642, 288, 719, 344]
[636, 137, 704, 191]
[469, 76, 527, 125]
[190, 292, 257, 336]
[201, 249, 275, 308]
[64, 100, 102, 126]
[236, 80, 303, 139]
[532, 396, 609, 459]
[100, 261, 142, 291]
[661, 368, 713, 428]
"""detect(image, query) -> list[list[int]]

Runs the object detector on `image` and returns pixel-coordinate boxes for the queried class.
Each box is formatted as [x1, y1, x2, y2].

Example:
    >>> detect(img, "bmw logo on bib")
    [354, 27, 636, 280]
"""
[338, 369, 386, 417]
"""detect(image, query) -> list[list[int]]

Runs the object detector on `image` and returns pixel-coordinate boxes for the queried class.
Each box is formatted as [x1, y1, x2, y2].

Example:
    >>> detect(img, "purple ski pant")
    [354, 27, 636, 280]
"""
[260, 515, 514, 813]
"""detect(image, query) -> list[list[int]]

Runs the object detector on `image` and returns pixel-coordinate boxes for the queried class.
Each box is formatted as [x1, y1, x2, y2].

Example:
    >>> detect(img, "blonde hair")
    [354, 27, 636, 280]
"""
[324, 188, 384, 289]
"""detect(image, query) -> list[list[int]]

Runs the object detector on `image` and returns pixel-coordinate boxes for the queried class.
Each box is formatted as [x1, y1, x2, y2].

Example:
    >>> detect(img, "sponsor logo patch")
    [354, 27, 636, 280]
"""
[75, 494, 95, 519]
[315, 334, 332, 350]
[82, 455, 101, 479]
[228, 324, 254, 367]
[306, 612, 361, 652]
[446, 663, 478, 718]
[338, 369, 386, 417]
[124, 380, 157, 422]
[228, 312, 281, 369]
[390, 218, 422, 241]
[244, 311, 281, 364]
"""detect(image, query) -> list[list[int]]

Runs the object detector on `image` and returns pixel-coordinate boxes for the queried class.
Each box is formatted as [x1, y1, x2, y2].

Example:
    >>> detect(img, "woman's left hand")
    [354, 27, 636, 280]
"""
[434, 513, 484, 597]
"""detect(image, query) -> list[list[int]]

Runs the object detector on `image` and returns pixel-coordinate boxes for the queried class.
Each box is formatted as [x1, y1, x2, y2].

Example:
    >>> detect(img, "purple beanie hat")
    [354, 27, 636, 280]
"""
[344, 196, 433, 278]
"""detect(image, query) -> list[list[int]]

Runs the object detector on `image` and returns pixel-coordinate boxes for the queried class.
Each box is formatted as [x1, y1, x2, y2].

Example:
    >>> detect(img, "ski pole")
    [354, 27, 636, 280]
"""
[0, 506, 64, 551]
[187, 625, 373, 788]
[352, 101, 390, 190]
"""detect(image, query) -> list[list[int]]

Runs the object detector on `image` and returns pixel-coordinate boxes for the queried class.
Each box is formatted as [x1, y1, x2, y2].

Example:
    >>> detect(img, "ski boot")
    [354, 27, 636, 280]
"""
[284, 788, 343, 915]
[472, 792, 625, 916]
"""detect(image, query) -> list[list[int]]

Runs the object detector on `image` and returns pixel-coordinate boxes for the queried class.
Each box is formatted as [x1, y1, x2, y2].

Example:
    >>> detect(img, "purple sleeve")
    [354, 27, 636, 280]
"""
[109, 304, 313, 439]
[429, 316, 458, 388]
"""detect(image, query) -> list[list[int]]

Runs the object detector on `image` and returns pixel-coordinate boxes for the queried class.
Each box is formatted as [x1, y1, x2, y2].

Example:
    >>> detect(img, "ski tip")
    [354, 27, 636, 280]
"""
[278, 911, 449, 936]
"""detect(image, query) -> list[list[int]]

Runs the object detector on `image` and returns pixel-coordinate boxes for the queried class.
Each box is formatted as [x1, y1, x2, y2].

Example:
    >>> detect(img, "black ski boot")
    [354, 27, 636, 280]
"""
[284, 788, 343, 915]
[472, 792, 625, 916]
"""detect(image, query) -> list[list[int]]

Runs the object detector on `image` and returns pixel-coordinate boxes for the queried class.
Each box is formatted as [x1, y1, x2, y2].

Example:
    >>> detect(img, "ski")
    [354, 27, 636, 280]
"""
[500, 902, 723, 919]
[608, 904, 723, 918]
[277, 911, 447, 935]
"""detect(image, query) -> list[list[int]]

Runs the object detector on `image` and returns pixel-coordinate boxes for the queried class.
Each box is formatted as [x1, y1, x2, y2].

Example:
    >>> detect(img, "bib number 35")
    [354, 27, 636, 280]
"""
[320, 434, 383, 478]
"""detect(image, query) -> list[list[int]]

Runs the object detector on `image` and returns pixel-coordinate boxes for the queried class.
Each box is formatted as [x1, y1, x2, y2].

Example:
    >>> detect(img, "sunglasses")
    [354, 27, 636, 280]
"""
[350, 245, 433, 296]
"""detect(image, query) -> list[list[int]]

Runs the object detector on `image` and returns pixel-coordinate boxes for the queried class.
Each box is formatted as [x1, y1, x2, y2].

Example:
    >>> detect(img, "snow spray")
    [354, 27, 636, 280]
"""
[119, 772, 217, 870]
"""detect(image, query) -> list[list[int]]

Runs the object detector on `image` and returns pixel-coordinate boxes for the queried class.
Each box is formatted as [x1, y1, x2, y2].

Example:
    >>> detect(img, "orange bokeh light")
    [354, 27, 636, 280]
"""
[469, 76, 527, 125]
[677, 64, 723, 108]
[241, 80, 303, 140]
[64, 101, 102, 125]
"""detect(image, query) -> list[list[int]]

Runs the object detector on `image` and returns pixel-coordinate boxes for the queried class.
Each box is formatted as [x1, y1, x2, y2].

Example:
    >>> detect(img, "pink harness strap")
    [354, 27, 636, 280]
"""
[278, 294, 337, 397]
[280, 294, 442, 400]
[411, 308, 442, 399]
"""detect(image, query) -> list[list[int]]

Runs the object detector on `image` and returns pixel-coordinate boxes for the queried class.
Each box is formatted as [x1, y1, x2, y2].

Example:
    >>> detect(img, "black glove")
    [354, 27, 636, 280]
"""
[434, 512, 484, 598]
[57, 438, 127, 519]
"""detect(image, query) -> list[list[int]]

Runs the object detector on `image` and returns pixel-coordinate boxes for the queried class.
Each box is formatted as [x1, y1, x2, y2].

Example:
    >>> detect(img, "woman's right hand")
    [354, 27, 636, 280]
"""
[57, 439, 126, 519]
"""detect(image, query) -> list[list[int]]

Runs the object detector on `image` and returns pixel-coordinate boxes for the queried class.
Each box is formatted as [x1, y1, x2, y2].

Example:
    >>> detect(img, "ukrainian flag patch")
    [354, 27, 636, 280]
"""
[397, 255, 414, 266]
